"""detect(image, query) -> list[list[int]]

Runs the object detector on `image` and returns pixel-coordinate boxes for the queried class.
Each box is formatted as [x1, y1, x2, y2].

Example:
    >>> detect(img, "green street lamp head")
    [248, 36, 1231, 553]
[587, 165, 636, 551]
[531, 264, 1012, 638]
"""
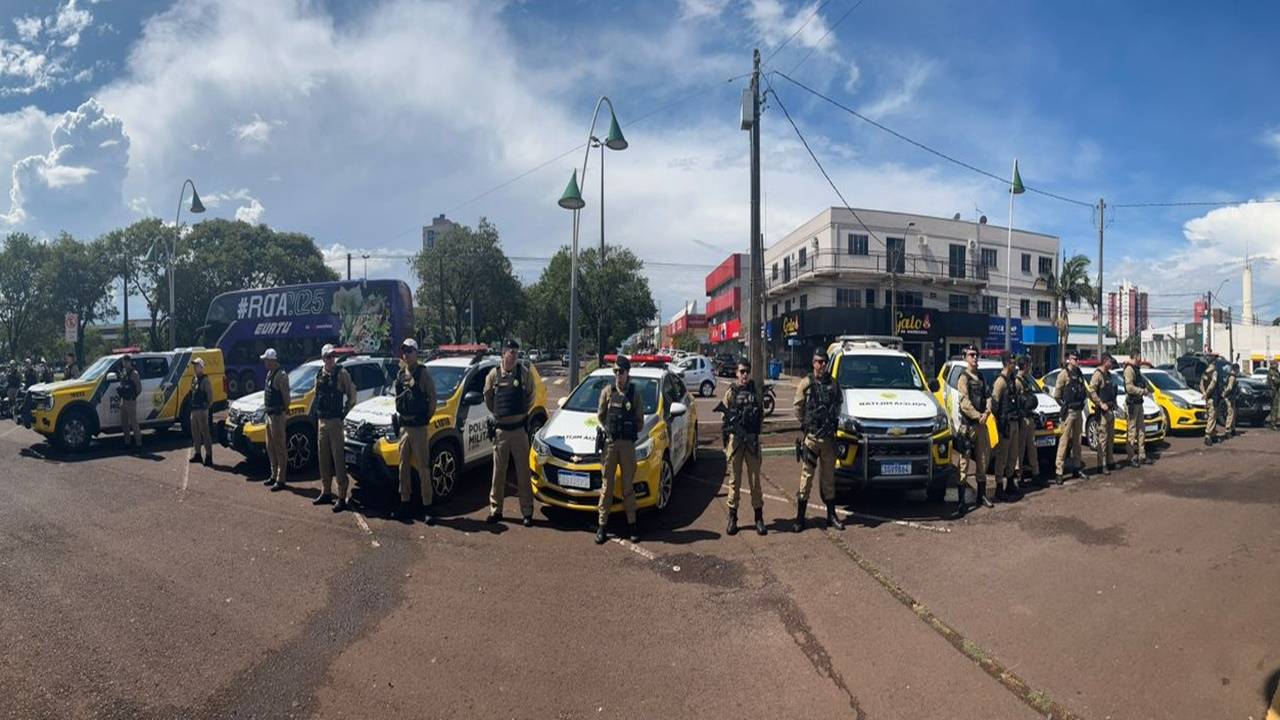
[604, 112, 627, 151]
[558, 169, 586, 210]
[189, 188, 205, 214]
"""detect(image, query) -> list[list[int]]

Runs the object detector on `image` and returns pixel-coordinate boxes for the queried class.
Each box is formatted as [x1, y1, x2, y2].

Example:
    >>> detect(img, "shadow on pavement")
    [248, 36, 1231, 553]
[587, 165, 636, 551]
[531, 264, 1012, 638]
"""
[19, 431, 193, 464]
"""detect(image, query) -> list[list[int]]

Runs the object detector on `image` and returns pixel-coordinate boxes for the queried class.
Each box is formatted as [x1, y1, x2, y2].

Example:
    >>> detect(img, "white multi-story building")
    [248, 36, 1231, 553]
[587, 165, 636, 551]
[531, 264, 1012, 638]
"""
[763, 208, 1061, 375]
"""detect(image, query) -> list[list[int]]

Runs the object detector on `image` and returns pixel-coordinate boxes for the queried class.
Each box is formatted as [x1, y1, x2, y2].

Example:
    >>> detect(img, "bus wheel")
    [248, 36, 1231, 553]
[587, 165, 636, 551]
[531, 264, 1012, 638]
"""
[239, 370, 259, 395]
[226, 374, 240, 398]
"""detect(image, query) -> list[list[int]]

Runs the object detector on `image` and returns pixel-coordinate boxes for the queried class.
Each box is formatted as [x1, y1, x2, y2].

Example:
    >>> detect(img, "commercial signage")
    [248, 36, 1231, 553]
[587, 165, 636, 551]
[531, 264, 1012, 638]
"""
[64, 313, 78, 343]
[895, 310, 932, 338]
[782, 315, 800, 337]
[986, 316, 1024, 352]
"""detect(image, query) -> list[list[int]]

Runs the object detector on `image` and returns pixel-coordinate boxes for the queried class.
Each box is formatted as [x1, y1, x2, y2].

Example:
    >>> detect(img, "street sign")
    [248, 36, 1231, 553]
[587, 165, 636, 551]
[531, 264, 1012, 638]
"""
[64, 313, 78, 343]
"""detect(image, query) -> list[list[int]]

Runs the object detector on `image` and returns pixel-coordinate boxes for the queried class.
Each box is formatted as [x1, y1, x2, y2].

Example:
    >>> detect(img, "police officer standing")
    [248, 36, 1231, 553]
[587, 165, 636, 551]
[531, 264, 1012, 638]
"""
[118, 354, 143, 451]
[1267, 362, 1280, 430]
[63, 352, 79, 380]
[1014, 357, 1045, 487]
[1200, 353, 1221, 446]
[395, 339, 437, 523]
[595, 355, 644, 545]
[1052, 351, 1094, 483]
[38, 358, 53, 384]
[955, 347, 992, 514]
[4, 362, 19, 415]
[1223, 363, 1240, 438]
[22, 359, 36, 390]
[484, 340, 535, 526]
[261, 348, 291, 491]
[793, 348, 843, 532]
[314, 344, 357, 511]
[1088, 354, 1118, 475]
[188, 357, 214, 466]
[990, 351, 1022, 501]
[722, 358, 766, 536]
[1122, 350, 1150, 466]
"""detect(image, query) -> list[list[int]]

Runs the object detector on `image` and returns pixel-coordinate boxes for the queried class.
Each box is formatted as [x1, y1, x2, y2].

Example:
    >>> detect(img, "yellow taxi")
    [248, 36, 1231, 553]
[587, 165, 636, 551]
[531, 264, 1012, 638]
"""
[343, 352, 548, 500]
[222, 351, 399, 472]
[529, 354, 697, 514]
[1142, 367, 1207, 433]
[820, 337, 951, 501]
[1040, 361, 1166, 448]
[22, 346, 226, 451]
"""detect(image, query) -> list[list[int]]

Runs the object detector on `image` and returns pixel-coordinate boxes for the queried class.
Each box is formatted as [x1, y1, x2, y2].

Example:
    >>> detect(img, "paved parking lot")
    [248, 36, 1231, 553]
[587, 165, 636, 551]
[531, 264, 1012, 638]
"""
[0, 412, 1276, 719]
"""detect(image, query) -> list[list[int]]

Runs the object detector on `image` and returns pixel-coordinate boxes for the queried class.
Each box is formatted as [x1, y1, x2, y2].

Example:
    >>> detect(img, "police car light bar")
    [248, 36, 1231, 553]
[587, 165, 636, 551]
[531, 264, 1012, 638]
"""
[328, 346, 358, 356]
[603, 353, 672, 366]
[112, 346, 142, 354]
[436, 344, 489, 356]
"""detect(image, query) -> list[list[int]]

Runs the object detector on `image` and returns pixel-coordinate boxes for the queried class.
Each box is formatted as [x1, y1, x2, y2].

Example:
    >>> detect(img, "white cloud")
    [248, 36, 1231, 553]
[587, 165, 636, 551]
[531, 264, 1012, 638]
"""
[231, 113, 283, 146]
[52, 0, 93, 48]
[14, 17, 43, 43]
[234, 196, 264, 224]
[861, 59, 936, 119]
[678, 0, 729, 20]
[40, 164, 96, 187]
[1262, 127, 1280, 158]
[747, 0, 836, 56]
[198, 187, 266, 224]
[844, 59, 861, 92]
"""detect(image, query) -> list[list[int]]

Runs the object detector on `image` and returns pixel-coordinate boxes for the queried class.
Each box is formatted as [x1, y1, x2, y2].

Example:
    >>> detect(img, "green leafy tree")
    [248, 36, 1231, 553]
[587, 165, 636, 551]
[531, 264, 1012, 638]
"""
[44, 233, 119, 365]
[672, 331, 701, 353]
[99, 218, 173, 351]
[0, 233, 55, 361]
[412, 218, 525, 345]
[1043, 252, 1096, 363]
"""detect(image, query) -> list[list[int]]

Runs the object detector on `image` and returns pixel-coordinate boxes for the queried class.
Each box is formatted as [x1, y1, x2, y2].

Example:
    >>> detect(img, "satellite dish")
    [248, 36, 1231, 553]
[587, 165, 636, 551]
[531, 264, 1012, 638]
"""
[979, 215, 988, 225]
[953, 213, 961, 220]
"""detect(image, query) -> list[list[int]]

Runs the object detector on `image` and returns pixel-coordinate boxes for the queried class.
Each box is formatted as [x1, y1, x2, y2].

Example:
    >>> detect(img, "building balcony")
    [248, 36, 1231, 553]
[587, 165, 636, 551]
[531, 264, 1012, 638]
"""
[765, 249, 991, 295]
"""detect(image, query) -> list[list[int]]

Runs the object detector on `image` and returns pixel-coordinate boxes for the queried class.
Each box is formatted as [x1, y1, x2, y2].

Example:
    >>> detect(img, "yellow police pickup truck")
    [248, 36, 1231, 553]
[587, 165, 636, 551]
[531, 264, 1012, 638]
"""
[21, 347, 227, 452]
[342, 354, 548, 500]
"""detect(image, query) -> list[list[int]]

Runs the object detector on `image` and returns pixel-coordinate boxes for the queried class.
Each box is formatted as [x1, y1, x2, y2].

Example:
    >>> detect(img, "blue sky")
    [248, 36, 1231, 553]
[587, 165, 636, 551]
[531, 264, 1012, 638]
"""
[1, 0, 1278, 327]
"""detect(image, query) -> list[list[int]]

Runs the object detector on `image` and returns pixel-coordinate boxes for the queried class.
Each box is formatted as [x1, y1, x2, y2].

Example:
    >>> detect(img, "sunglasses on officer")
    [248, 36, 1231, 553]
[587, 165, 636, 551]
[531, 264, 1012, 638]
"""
[736, 366, 750, 376]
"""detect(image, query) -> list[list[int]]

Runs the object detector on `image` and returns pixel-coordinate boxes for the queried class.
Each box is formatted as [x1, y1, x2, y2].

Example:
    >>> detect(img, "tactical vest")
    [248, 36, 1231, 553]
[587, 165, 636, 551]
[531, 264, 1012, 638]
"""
[492, 365, 528, 419]
[964, 371, 989, 416]
[1017, 376, 1039, 414]
[1125, 366, 1144, 406]
[604, 383, 640, 441]
[994, 374, 1019, 422]
[118, 371, 139, 400]
[23, 369, 36, 386]
[1060, 371, 1087, 411]
[5, 370, 18, 388]
[395, 364, 431, 426]
[39, 367, 53, 384]
[730, 382, 763, 435]
[264, 369, 286, 414]
[1096, 374, 1118, 405]
[802, 374, 840, 438]
[189, 376, 209, 411]
[314, 368, 346, 419]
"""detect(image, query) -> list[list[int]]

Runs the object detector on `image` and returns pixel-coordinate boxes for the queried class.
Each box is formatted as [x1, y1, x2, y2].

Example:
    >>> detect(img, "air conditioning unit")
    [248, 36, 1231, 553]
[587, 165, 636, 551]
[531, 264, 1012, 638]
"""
[917, 233, 928, 246]
[968, 239, 977, 250]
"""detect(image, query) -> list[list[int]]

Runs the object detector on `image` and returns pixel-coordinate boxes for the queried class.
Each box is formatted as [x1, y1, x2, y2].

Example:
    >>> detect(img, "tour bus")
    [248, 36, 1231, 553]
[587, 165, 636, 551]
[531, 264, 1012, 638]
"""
[200, 279, 413, 398]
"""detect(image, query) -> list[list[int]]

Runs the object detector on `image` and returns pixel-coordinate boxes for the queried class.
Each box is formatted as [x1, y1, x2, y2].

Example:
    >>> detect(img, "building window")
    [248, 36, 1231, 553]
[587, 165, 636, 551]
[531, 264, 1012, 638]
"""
[888, 290, 923, 308]
[865, 288, 876, 307]
[771, 263, 778, 280]
[836, 288, 861, 307]
[1021, 253, 1032, 274]
[783, 257, 790, 281]
[798, 247, 807, 268]
[1020, 299, 1030, 318]
[848, 233, 868, 255]
[949, 294, 969, 312]
[949, 244, 967, 279]
[772, 303, 778, 319]
[886, 237, 906, 274]
[980, 248, 997, 268]
[1038, 256, 1053, 277]
[1037, 300, 1052, 319]
[799, 293, 807, 310]
[982, 296, 998, 315]
[784, 299, 792, 314]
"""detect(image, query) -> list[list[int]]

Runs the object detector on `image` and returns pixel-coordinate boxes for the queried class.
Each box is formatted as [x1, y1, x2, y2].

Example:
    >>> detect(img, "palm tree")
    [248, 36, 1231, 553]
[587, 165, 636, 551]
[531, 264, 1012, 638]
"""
[1042, 252, 1096, 365]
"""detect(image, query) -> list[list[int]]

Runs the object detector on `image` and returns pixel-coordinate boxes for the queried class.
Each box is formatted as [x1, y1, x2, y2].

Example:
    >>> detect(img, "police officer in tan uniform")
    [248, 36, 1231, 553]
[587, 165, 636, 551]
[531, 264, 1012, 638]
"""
[990, 351, 1022, 501]
[1014, 357, 1045, 487]
[484, 340, 536, 526]
[793, 347, 843, 532]
[1122, 349, 1150, 466]
[188, 357, 214, 466]
[1224, 363, 1240, 438]
[313, 344, 357, 511]
[955, 347, 992, 514]
[1052, 351, 1096, 482]
[1200, 352, 1221, 446]
[595, 355, 645, 545]
[721, 358, 766, 536]
[1088, 354, 1118, 475]
[118, 354, 143, 452]
[394, 339, 438, 523]
[1267, 362, 1280, 430]
[261, 348, 291, 491]
[63, 353, 79, 380]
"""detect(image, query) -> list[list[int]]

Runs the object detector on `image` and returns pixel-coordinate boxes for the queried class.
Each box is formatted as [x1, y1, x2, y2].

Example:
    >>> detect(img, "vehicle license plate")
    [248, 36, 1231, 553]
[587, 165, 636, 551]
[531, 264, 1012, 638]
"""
[1035, 436, 1056, 447]
[881, 461, 911, 476]
[344, 449, 359, 465]
[558, 470, 592, 489]
[1145, 423, 1160, 433]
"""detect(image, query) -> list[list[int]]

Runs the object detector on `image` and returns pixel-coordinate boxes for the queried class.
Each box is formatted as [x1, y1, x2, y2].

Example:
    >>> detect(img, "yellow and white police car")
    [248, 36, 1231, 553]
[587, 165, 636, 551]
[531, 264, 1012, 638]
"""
[822, 336, 952, 501]
[342, 353, 548, 500]
[22, 347, 227, 451]
[530, 354, 698, 514]
[935, 357, 1062, 454]
[222, 352, 398, 472]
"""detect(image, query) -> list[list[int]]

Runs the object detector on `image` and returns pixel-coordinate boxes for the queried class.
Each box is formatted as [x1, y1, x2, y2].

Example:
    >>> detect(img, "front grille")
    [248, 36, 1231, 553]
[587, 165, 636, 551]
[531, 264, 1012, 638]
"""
[861, 423, 934, 437]
[549, 445, 600, 464]
[344, 418, 384, 443]
[867, 441, 931, 458]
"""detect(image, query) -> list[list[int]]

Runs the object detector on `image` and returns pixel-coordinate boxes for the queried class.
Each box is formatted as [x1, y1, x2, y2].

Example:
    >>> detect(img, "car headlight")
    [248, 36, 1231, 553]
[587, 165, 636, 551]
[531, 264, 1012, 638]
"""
[382, 425, 398, 441]
[839, 415, 862, 435]
[532, 434, 550, 456]
[248, 409, 266, 424]
[1168, 395, 1191, 409]
[634, 439, 654, 462]
[931, 410, 948, 434]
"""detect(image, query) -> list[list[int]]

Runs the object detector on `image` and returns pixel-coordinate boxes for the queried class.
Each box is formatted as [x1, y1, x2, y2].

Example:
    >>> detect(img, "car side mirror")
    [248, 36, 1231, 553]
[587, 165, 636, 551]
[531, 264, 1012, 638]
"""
[557, 396, 568, 407]
[105, 372, 118, 382]
[462, 391, 483, 406]
[669, 402, 688, 417]
[928, 378, 940, 393]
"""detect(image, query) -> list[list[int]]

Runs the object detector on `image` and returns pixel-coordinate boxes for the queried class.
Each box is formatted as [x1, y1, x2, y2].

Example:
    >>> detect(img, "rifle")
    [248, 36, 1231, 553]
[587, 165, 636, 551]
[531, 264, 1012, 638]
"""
[594, 427, 606, 456]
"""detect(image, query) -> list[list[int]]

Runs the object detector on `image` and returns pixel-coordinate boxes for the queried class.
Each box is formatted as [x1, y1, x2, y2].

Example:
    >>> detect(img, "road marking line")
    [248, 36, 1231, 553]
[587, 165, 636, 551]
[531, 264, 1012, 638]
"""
[353, 512, 380, 548]
[0, 424, 22, 439]
[610, 537, 680, 571]
[181, 459, 191, 493]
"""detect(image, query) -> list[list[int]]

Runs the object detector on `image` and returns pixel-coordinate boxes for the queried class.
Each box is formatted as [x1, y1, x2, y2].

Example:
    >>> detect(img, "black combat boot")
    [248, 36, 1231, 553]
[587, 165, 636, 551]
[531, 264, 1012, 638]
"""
[954, 484, 968, 518]
[1054, 473, 1065, 485]
[1074, 466, 1088, 480]
[978, 481, 994, 508]
[203, 452, 212, 467]
[1007, 477, 1022, 498]
[825, 502, 845, 530]
[522, 515, 533, 527]
[422, 505, 437, 526]
[394, 502, 413, 523]
[754, 508, 767, 536]
[726, 510, 739, 536]
[332, 498, 348, 513]
[312, 493, 333, 506]
[628, 522, 639, 543]
[1100, 462, 1111, 476]
[189, 451, 202, 464]
[1204, 435, 1212, 446]
[486, 510, 502, 524]
[792, 501, 806, 533]
[994, 479, 1007, 502]
[594, 525, 608, 544]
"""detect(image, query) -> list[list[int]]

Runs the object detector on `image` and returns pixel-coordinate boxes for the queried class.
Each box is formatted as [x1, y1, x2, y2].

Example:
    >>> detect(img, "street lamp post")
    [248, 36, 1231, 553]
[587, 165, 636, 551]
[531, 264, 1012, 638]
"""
[558, 97, 627, 389]
[170, 179, 204, 349]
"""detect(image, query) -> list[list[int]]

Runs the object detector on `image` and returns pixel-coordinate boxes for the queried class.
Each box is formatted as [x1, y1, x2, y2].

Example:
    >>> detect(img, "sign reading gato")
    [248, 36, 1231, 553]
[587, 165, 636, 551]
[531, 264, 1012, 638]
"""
[895, 310, 932, 337]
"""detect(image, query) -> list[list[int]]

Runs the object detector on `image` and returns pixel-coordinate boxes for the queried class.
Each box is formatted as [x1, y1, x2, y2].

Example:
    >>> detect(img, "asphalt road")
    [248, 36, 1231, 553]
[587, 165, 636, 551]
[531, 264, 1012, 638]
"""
[1, 413, 1276, 719]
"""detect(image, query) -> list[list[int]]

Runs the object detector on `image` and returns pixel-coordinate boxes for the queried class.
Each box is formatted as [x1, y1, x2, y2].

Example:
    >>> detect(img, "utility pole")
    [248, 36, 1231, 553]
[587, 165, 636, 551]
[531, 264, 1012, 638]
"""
[439, 254, 446, 345]
[1096, 198, 1105, 359]
[746, 49, 765, 388]
[1227, 306, 1234, 362]
[346, 252, 352, 281]
[889, 250, 897, 338]
[1206, 290, 1214, 352]
[122, 264, 130, 347]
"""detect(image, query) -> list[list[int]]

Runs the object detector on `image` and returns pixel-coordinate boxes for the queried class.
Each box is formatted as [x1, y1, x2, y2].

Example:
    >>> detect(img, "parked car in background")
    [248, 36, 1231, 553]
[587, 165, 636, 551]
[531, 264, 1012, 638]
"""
[674, 354, 717, 397]
[713, 353, 738, 378]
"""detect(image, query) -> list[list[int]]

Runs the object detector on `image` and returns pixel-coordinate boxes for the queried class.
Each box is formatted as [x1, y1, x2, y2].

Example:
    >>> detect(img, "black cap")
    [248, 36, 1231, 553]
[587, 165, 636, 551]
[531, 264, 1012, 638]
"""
[615, 355, 631, 371]
[812, 348, 828, 361]
[1066, 350, 1078, 360]
[998, 351, 1012, 364]
[1016, 355, 1030, 368]
[121, 353, 132, 361]
[504, 339, 520, 351]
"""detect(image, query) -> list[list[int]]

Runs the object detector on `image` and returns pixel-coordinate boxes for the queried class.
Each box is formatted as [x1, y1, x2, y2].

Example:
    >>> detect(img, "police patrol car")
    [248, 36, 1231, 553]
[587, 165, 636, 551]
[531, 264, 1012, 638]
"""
[935, 358, 1062, 453]
[530, 354, 698, 514]
[672, 354, 718, 397]
[22, 347, 227, 452]
[822, 336, 952, 501]
[1040, 363, 1166, 447]
[222, 351, 398, 471]
[341, 353, 548, 500]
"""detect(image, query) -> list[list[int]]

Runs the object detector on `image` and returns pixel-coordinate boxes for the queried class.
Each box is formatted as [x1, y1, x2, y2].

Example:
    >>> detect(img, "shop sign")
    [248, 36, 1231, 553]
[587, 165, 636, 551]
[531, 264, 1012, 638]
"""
[782, 315, 801, 337]
[895, 310, 932, 337]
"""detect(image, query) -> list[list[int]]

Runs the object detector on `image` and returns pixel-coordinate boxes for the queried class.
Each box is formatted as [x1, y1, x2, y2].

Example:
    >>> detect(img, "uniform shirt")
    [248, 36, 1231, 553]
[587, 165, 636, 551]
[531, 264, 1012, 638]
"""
[1123, 364, 1146, 398]
[1016, 372, 1039, 409]
[316, 367, 356, 417]
[396, 362, 438, 426]
[483, 364, 534, 423]
[956, 368, 986, 423]
[1268, 366, 1280, 393]
[721, 383, 762, 437]
[1052, 367, 1099, 408]
[1223, 372, 1238, 399]
[64, 364, 79, 380]
[1200, 367, 1219, 398]
[121, 368, 142, 400]
[1088, 370, 1114, 410]
[191, 375, 214, 408]
[990, 370, 1016, 423]
[596, 382, 645, 439]
[267, 368, 291, 414]
[792, 373, 833, 422]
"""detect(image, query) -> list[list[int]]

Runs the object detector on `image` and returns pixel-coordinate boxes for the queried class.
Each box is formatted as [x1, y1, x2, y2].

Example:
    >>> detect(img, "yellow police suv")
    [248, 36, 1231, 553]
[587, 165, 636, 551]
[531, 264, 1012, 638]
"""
[1040, 362, 1166, 448]
[935, 357, 1062, 455]
[821, 336, 952, 501]
[22, 347, 227, 452]
[1142, 367, 1207, 433]
[530, 354, 698, 514]
[342, 351, 548, 500]
[222, 350, 398, 472]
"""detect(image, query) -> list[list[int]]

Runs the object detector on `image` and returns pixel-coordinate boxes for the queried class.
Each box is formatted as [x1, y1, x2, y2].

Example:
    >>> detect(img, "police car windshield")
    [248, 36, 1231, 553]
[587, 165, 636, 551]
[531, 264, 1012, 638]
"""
[1146, 370, 1187, 391]
[79, 356, 116, 382]
[426, 366, 467, 400]
[288, 364, 321, 394]
[564, 375, 660, 414]
[837, 356, 923, 390]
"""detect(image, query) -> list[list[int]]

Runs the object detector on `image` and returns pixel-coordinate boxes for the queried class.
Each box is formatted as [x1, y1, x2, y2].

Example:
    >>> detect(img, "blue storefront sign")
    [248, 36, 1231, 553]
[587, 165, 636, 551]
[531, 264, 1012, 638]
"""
[986, 316, 1024, 353]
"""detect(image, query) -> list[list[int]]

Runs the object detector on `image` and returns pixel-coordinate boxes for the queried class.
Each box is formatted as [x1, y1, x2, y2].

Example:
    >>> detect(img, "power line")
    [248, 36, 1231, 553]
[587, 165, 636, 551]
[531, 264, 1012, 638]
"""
[789, 0, 868, 74]
[763, 0, 837, 66]
[1111, 198, 1280, 209]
